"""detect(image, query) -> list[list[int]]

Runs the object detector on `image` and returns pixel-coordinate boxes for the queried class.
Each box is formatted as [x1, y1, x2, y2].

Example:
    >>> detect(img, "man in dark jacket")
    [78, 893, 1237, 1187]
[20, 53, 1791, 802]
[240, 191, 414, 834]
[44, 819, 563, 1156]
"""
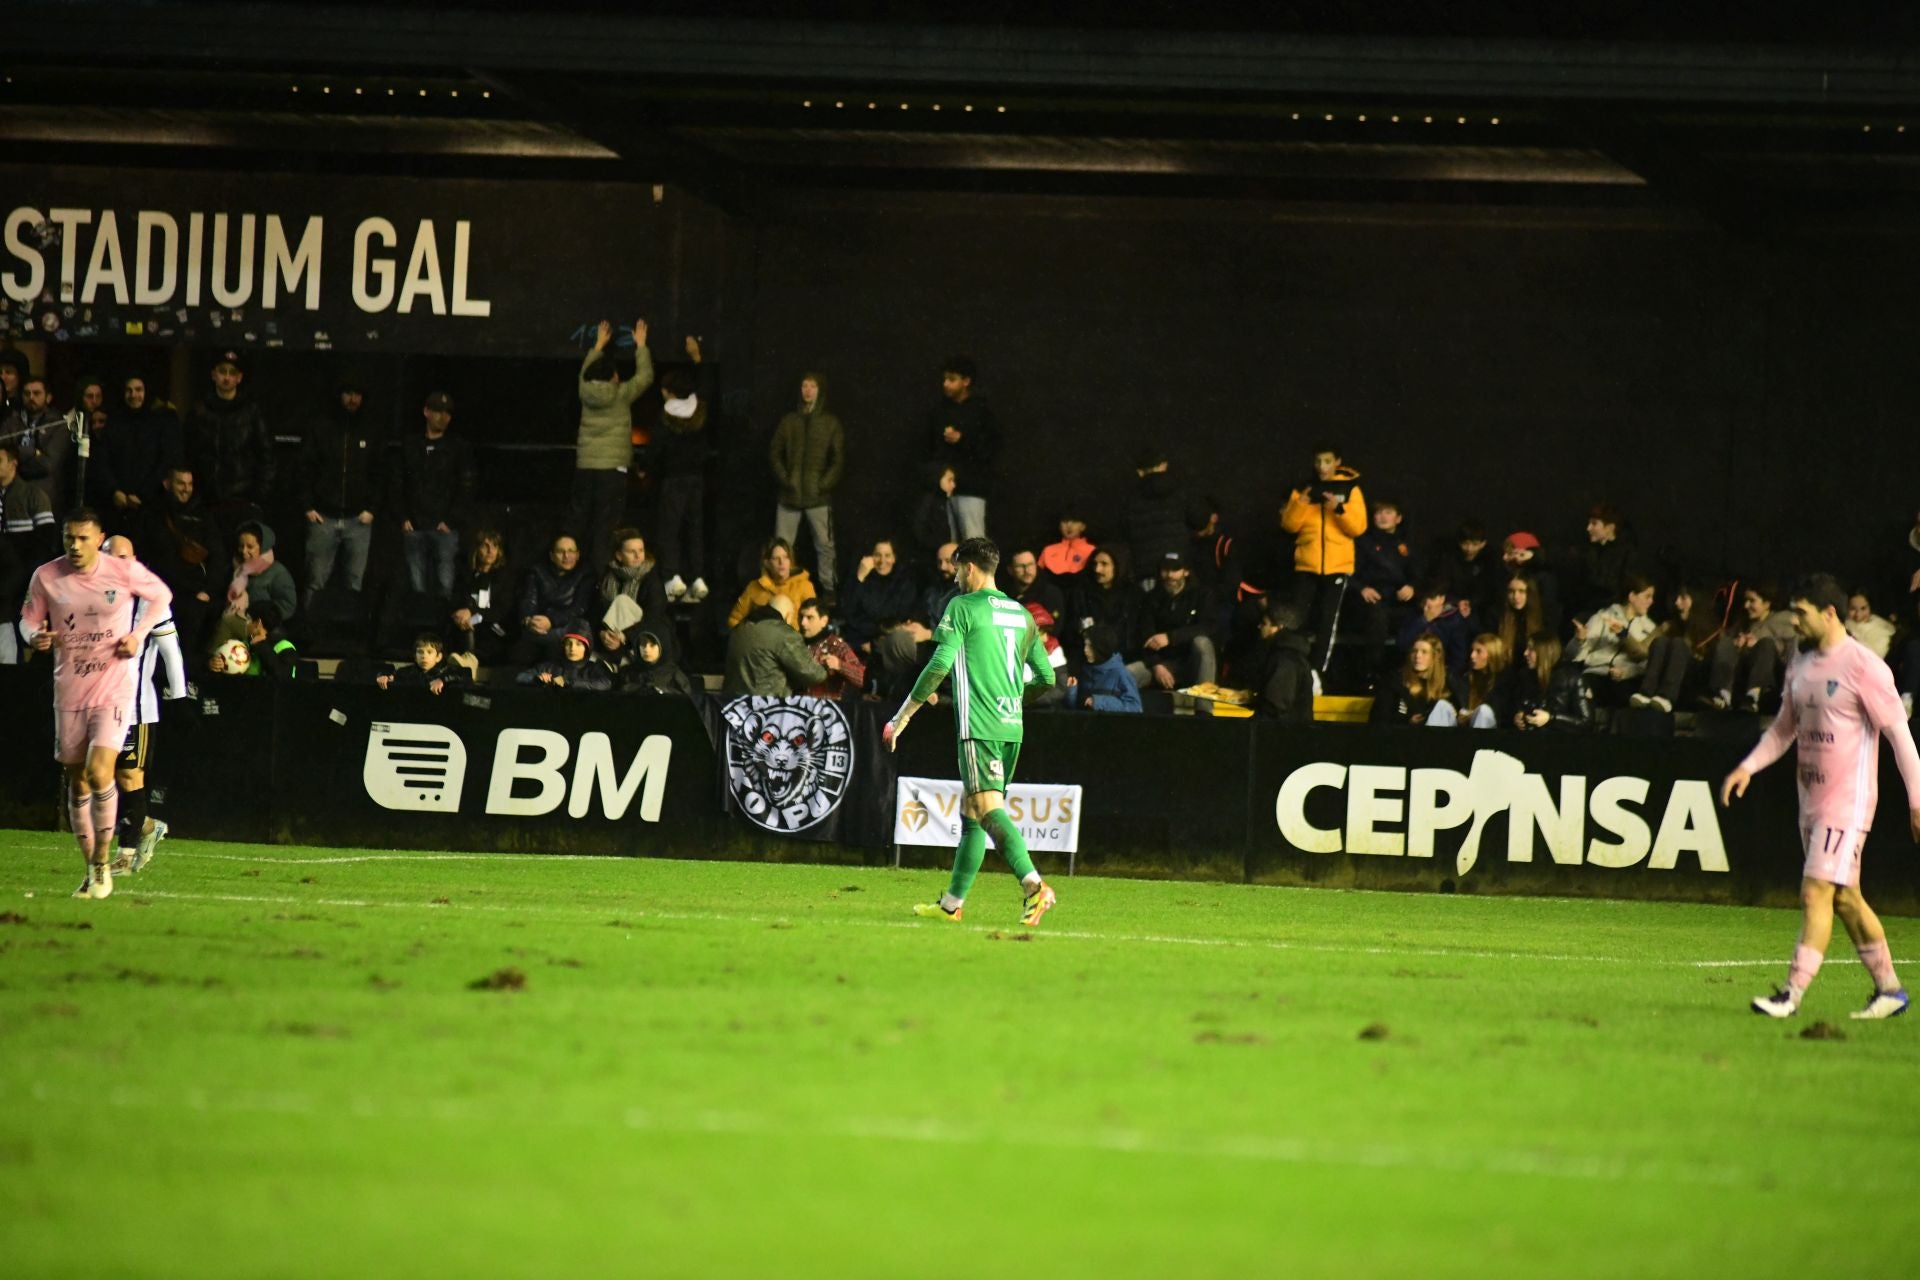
[1124, 450, 1187, 585]
[4, 375, 73, 511]
[1128, 549, 1221, 691]
[722, 596, 829, 698]
[0, 440, 57, 663]
[769, 371, 844, 594]
[391, 390, 476, 601]
[1254, 600, 1316, 724]
[654, 337, 713, 604]
[1348, 498, 1421, 675]
[1004, 547, 1065, 622]
[184, 350, 274, 517]
[1568, 502, 1641, 622]
[298, 375, 381, 599]
[138, 463, 223, 656]
[98, 375, 182, 533]
[513, 533, 593, 666]
[927, 355, 998, 540]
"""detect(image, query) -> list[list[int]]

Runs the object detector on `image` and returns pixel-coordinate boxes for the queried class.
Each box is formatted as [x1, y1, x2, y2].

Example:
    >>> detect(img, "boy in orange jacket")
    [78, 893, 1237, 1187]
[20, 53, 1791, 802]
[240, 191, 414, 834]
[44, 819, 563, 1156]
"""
[1280, 443, 1366, 675]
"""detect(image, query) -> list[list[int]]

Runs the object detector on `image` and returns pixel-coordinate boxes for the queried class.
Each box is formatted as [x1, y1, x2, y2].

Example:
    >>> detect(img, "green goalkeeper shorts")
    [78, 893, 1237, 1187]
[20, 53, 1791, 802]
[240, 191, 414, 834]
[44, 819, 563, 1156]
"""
[958, 738, 1019, 796]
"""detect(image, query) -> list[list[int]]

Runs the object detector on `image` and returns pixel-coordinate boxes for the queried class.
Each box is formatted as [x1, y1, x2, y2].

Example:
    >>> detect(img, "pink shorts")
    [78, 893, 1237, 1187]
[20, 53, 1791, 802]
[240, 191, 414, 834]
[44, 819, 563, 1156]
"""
[1801, 823, 1867, 887]
[54, 705, 126, 765]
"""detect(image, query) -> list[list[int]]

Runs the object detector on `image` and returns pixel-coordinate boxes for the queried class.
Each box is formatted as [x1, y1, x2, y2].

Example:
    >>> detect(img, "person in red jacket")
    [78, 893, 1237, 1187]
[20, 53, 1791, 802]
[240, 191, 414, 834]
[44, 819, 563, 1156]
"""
[1280, 443, 1366, 676]
[798, 597, 866, 700]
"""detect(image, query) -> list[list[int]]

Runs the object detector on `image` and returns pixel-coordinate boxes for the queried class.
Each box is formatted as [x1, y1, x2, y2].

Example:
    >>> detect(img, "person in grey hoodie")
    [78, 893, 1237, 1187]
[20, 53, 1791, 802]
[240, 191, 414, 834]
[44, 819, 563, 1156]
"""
[571, 319, 653, 571]
[768, 371, 844, 594]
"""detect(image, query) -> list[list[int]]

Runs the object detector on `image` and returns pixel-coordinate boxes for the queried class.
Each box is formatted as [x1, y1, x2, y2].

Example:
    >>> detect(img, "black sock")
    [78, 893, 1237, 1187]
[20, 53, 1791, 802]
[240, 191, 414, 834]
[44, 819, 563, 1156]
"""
[119, 786, 148, 846]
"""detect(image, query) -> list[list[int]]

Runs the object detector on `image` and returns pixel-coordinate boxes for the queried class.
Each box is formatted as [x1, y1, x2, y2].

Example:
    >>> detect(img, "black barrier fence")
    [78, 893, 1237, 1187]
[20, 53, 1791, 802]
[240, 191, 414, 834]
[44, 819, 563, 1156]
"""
[5, 666, 1918, 912]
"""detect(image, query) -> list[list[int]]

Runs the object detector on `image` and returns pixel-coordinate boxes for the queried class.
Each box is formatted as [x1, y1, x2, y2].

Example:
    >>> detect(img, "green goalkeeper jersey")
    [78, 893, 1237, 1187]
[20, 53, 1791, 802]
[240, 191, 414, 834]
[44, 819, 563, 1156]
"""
[909, 587, 1056, 742]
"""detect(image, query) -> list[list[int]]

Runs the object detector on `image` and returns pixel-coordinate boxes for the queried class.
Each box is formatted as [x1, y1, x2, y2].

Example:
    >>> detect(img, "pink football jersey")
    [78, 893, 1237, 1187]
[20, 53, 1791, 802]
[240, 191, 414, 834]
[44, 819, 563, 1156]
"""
[20, 554, 173, 710]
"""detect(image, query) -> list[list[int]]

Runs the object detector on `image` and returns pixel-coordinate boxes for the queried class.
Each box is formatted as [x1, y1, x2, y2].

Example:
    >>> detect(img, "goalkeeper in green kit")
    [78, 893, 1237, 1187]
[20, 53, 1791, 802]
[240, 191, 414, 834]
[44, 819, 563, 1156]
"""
[884, 536, 1059, 926]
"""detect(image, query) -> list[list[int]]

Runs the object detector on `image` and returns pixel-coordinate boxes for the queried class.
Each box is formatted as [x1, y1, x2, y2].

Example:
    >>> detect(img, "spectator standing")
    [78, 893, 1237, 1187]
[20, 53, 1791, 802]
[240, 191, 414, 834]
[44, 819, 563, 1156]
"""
[769, 371, 844, 596]
[726, 536, 816, 630]
[910, 464, 963, 562]
[798, 597, 865, 700]
[655, 337, 712, 604]
[6, 375, 71, 510]
[297, 375, 380, 601]
[1569, 503, 1640, 622]
[0, 441, 56, 663]
[722, 595, 827, 698]
[183, 351, 273, 518]
[1280, 443, 1366, 671]
[1348, 497, 1420, 675]
[840, 537, 918, 651]
[0, 350, 24, 421]
[138, 465, 221, 655]
[393, 390, 477, 601]
[1124, 450, 1187, 584]
[573, 320, 653, 572]
[98, 375, 182, 531]
[451, 528, 515, 666]
[926, 356, 998, 539]
[1128, 548, 1221, 691]
[514, 534, 594, 667]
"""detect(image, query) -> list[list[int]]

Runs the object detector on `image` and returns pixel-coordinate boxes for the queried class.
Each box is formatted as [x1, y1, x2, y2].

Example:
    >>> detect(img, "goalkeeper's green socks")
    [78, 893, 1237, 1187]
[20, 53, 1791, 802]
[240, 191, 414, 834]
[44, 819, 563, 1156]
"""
[945, 817, 989, 904]
[981, 808, 1038, 884]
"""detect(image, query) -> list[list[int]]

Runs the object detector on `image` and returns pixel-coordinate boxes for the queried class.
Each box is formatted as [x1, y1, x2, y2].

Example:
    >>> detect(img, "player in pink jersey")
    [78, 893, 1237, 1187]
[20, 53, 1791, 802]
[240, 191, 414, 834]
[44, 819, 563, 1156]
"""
[1721, 574, 1920, 1020]
[18, 508, 173, 900]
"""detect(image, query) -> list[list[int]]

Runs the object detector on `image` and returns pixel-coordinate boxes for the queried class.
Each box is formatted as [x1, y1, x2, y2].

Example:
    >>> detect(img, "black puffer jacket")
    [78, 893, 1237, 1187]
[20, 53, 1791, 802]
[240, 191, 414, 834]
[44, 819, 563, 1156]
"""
[298, 401, 381, 518]
[1125, 470, 1188, 572]
[391, 430, 477, 529]
[185, 392, 275, 505]
[517, 560, 594, 635]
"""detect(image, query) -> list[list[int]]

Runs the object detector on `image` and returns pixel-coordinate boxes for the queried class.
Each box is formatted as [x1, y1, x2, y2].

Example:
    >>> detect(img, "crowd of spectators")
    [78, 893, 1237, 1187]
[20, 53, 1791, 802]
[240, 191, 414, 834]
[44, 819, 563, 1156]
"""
[6, 339, 1920, 731]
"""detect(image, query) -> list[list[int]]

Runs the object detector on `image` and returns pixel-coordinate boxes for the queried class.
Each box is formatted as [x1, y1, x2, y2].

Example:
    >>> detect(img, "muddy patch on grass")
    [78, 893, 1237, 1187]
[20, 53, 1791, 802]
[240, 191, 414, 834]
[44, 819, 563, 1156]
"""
[546, 957, 584, 969]
[32, 1002, 80, 1018]
[277, 1022, 350, 1038]
[1358, 1022, 1392, 1041]
[368, 974, 403, 991]
[0, 912, 27, 925]
[1194, 1030, 1270, 1046]
[469, 967, 527, 992]
[1799, 1021, 1846, 1041]
[986, 931, 1033, 942]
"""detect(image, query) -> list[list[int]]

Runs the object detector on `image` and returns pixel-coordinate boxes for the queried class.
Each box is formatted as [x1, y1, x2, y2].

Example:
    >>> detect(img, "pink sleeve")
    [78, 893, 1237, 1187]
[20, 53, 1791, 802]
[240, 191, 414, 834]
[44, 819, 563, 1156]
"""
[17, 566, 48, 637]
[1861, 656, 1920, 806]
[124, 561, 174, 646]
[1739, 692, 1797, 776]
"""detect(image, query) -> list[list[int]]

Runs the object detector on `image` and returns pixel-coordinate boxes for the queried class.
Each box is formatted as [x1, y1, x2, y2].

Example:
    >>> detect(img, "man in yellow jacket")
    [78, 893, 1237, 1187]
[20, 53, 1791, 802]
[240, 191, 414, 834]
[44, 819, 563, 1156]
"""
[1280, 444, 1366, 675]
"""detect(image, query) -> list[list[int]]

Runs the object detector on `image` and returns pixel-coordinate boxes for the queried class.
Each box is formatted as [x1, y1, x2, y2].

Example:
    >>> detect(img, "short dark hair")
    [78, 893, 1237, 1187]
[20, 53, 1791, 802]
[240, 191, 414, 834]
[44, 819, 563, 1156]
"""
[954, 536, 1000, 577]
[1264, 599, 1307, 631]
[1456, 520, 1487, 543]
[23, 375, 47, 393]
[165, 462, 193, 480]
[62, 506, 104, 532]
[660, 369, 696, 399]
[1083, 623, 1118, 664]
[0, 440, 19, 464]
[1747, 579, 1780, 607]
[1619, 573, 1655, 601]
[1418, 581, 1451, 602]
[942, 355, 977, 382]
[414, 633, 444, 652]
[1311, 442, 1341, 459]
[1133, 446, 1168, 471]
[797, 596, 827, 618]
[611, 526, 644, 550]
[1790, 573, 1848, 617]
[248, 603, 283, 631]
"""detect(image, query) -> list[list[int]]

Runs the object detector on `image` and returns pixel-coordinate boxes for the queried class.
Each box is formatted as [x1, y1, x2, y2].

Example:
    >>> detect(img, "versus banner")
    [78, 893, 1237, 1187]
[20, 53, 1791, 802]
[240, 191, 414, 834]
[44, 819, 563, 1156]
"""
[894, 778, 1083, 861]
[0, 164, 683, 357]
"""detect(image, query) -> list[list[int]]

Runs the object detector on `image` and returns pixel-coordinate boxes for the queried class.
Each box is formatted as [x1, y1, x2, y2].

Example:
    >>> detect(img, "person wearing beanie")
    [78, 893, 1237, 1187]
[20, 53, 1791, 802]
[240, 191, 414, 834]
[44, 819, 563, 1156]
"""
[654, 335, 713, 604]
[517, 629, 613, 692]
[572, 318, 653, 573]
[768, 370, 844, 595]
[184, 350, 274, 517]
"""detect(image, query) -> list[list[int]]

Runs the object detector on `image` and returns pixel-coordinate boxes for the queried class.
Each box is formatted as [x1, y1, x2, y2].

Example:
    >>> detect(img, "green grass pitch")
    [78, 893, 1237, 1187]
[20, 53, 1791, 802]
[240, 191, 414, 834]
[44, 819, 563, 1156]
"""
[3, 827, 1918, 1279]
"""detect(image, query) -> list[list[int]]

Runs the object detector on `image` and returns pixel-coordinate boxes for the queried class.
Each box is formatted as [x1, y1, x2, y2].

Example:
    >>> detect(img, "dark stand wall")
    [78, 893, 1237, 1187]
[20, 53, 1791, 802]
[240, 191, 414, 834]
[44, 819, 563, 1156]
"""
[730, 191, 1920, 601]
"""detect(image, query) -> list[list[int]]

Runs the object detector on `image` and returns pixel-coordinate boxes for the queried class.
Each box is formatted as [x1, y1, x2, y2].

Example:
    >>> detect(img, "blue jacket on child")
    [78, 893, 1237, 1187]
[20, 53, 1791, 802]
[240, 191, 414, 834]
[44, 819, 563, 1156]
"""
[1067, 652, 1143, 713]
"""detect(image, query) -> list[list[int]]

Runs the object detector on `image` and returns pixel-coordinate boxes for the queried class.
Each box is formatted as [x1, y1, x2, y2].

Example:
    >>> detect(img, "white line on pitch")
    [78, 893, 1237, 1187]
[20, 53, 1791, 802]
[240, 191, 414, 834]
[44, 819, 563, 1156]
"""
[122, 887, 1823, 969]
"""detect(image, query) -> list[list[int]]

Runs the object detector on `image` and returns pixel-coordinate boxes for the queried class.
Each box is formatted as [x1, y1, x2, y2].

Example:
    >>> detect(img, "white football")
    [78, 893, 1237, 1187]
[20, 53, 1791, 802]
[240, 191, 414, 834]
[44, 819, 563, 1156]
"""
[217, 639, 252, 673]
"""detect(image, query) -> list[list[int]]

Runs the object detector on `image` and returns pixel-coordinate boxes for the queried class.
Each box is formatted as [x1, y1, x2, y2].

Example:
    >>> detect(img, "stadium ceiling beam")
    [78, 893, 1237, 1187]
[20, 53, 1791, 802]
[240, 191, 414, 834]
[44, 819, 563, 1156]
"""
[470, 70, 764, 219]
[1552, 109, 1761, 235]
[20, 7, 1920, 110]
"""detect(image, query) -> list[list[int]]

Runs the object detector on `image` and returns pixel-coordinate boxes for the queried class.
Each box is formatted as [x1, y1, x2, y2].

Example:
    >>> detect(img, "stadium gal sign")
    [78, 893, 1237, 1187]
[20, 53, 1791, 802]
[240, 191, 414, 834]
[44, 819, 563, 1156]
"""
[1273, 748, 1729, 876]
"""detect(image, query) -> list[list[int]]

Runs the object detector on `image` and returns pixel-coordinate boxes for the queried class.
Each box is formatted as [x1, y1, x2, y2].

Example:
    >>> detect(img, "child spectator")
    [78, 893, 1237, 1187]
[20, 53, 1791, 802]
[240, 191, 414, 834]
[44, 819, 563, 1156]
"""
[1439, 520, 1502, 621]
[798, 597, 866, 700]
[376, 633, 469, 695]
[1568, 503, 1641, 621]
[1370, 632, 1457, 727]
[1348, 497, 1419, 674]
[1280, 443, 1366, 670]
[621, 630, 695, 698]
[244, 604, 300, 679]
[1065, 623, 1141, 713]
[517, 630, 613, 692]
[1397, 582, 1473, 677]
[840, 537, 918, 651]
[1024, 601, 1070, 706]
